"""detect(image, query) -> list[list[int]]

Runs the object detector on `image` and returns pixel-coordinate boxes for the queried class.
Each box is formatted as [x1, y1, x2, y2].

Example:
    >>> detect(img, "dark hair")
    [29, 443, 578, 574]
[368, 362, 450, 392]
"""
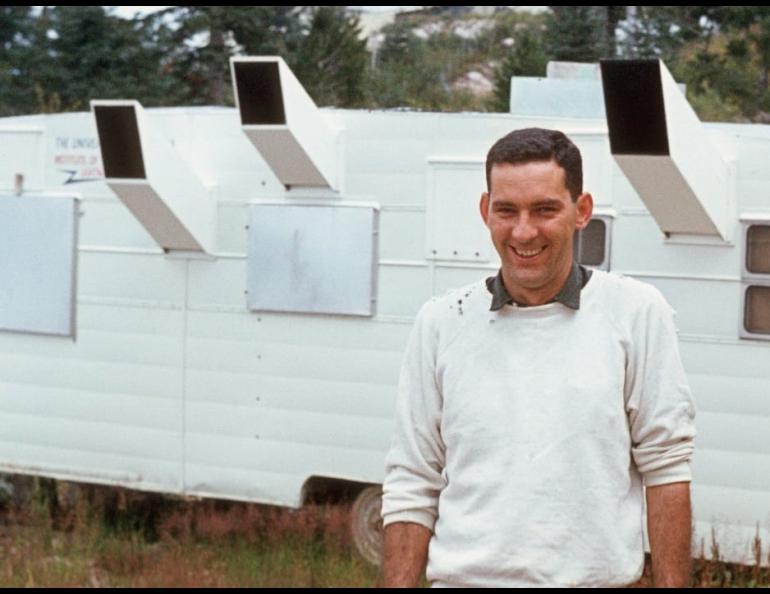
[485, 128, 583, 200]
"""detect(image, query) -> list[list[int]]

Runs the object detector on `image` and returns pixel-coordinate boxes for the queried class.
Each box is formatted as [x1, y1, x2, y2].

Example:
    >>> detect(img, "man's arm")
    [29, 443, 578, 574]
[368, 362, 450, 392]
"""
[381, 522, 432, 587]
[623, 287, 695, 586]
[646, 481, 691, 588]
[381, 301, 446, 586]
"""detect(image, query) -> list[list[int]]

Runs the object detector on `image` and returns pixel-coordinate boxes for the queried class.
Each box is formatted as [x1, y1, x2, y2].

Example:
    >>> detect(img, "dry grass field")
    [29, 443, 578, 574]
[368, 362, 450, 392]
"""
[0, 481, 381, 588]
[0, 478, 767, 588]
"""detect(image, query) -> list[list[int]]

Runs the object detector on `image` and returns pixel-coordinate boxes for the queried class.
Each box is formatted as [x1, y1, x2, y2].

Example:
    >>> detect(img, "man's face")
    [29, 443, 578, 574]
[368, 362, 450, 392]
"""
[480, 160, 593, 305]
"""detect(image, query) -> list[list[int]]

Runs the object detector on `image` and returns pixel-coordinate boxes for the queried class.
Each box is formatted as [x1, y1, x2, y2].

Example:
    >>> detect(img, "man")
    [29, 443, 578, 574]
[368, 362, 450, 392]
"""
[380, 128, 696, 588]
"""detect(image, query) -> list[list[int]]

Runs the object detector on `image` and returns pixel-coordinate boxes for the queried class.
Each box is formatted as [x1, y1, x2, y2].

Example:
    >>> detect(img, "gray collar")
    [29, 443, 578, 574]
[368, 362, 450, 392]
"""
[485, 261, 592, 311]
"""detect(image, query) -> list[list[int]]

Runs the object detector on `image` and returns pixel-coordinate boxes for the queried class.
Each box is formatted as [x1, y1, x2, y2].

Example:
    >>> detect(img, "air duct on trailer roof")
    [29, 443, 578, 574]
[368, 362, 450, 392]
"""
[600, 59, 732, 239]
[230, 56, 339, 191]
[91, 100, 215, 253]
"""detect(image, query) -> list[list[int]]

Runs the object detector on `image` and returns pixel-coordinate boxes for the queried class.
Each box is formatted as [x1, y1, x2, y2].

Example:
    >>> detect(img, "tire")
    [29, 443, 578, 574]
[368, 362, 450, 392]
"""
[350, 485, 384, 566]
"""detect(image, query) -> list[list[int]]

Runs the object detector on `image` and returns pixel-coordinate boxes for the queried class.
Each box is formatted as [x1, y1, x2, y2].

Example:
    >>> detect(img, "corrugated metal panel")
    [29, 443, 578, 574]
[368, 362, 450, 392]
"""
[612, 216, 742, 276]
[186, 369, 396, 418]
[184, 464, 305, 507]
[0, 297, 185, 491]
[377, 266, 433, 318]
[79, 196, 161, 250]
[694, 485, 770, 528]
[184, 325, 404, 389]
[691, 372, 770, 416]
[681, 340, 770, 379]
[694, 449, 770, 491]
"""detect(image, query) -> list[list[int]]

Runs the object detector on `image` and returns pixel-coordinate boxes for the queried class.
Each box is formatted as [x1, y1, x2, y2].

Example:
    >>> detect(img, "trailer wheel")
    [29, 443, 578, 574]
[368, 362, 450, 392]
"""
[351, 485, 383, 566]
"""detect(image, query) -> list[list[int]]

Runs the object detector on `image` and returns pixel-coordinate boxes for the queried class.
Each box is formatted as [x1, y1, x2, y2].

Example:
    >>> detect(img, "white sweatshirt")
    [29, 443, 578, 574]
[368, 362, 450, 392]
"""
[381, 270, 696, 588]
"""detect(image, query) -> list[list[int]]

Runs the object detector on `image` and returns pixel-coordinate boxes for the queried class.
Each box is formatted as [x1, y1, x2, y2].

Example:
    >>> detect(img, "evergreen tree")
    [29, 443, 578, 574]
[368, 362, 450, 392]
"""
[490, 28, 548, 112]
[290, 7, 369, 108]
[154, 7, 305, 106]
[629, 7, 770, 120]
[44, 7, 175, 110]
[0, 7, 39, 115]
[545, 7, 609, 62]
[368, 20, 449, 109]
[1, 7, 175, 115]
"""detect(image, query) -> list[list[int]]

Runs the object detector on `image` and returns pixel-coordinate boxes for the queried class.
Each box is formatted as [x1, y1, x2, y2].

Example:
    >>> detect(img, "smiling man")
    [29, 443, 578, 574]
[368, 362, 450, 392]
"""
[381, 128, 696, 588]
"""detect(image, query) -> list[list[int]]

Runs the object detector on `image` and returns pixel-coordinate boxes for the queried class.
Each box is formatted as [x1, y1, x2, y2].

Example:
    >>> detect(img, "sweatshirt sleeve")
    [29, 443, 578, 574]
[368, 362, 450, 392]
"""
[624, 287, 696, 487]
[381, 301, 447, 531]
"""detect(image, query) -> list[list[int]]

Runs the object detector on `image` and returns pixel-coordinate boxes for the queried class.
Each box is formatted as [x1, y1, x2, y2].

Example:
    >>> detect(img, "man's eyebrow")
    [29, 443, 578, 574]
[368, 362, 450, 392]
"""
[533, 198, 565, 207]
[490, 197, 566, 208]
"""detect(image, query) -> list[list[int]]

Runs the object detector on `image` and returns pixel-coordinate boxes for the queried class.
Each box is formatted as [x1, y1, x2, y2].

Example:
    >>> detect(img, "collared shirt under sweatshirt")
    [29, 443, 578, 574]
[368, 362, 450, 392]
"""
[486, 260, 591, 311]
[381, 269, 696, 588]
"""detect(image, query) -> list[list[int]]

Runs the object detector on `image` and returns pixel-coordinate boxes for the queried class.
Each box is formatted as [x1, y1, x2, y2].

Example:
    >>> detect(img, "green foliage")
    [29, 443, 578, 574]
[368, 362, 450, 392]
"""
[289, 7, 368, 108]
[0, 6, 34, 115]
[47, 7, 176, 109]
[3, 6, 770, 121]
[0, 7, 177, 115]
[621, 7, 770, 122]
[545, 7, 611, 62]
[490, 28, 548, 112]
[368, 20, 450, 110]
[154, 6, 306, 106]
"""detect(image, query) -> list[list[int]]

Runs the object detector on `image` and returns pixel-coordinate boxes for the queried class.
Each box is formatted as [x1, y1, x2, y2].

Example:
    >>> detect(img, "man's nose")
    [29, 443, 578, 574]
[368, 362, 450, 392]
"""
[511, 213, 538, 243]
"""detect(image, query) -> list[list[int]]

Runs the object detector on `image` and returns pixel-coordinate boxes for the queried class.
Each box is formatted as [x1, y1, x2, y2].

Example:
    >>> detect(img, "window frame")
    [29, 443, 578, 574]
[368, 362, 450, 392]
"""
[574, 211, 613, 271]
[739, 216, 770, 341]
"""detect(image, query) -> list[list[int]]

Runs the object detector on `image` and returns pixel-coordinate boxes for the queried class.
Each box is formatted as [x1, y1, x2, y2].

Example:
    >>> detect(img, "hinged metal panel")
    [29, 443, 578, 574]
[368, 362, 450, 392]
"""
[427, 160, 492, 263]
[0, 194, 79, 337]
[0, 128, 44, 191]
[246, 203, 378, 316]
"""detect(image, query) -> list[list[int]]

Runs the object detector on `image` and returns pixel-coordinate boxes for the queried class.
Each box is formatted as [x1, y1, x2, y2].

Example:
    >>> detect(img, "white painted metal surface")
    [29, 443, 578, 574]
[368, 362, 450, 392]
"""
[511, 78, 606, 119]
[0, 127, 45, 192]
[0, 195, 78, 337]
[602, 59, 733, 240]
[246, 203, 379, 316]
[0, 62, 768, 567]
[90, 100, 216, 253]
[231, 57, 340, 190]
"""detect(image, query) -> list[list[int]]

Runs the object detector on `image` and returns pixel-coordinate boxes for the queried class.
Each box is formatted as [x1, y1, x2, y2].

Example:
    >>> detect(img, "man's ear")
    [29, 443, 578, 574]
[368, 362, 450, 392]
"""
[575, 192, 594, 230]
[480, 192, 490, 227]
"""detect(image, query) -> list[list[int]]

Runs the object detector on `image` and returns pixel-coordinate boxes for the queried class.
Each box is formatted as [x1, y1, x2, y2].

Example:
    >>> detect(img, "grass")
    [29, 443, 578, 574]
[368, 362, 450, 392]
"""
[0, 480, 381, 587]
[1, 478, 768, 587]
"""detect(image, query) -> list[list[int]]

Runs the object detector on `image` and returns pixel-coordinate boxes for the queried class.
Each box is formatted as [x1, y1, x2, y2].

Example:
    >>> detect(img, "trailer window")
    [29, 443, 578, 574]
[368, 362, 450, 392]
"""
[746, 224, 770, 274]
[573, 219, 607, 268]
[744, 286, 770, 335]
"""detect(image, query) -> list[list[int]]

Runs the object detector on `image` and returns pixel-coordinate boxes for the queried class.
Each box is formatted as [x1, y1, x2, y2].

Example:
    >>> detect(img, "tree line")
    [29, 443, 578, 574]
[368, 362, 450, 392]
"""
[2, 6, 770, 122]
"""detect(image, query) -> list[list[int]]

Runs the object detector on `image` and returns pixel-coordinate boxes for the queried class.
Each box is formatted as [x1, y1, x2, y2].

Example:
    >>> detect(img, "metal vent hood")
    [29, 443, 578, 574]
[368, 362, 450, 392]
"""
[600, 59, 731, 239]
[230, 56, 339, 191]
[91, 100, 215, 253]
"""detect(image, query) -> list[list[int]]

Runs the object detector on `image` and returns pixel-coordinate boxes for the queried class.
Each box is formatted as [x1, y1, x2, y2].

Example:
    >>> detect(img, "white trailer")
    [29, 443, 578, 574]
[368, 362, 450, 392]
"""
[0, 57, 768, 567]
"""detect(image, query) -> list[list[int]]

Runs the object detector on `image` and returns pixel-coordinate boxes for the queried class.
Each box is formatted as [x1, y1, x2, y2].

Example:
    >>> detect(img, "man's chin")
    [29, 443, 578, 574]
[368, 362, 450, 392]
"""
[502, 271, 548, 291]
[503, 265, 543, 281]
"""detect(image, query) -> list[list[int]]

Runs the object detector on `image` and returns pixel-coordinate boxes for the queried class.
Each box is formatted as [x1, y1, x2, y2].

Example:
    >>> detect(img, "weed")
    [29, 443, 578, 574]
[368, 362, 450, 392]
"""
[1, 479, 767, 587]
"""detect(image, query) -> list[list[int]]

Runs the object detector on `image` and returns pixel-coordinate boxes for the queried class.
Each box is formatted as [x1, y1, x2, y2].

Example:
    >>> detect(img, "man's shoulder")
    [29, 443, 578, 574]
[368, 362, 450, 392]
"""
[414, 278, 490, 329]
[590, 270, 675, 324]
[593, 270, 665, 300]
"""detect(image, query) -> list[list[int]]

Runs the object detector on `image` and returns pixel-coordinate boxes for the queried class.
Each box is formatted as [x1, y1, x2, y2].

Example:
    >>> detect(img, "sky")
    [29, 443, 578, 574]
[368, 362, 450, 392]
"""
[111, 6, 170, 19]
[110, 6, 427, 19]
